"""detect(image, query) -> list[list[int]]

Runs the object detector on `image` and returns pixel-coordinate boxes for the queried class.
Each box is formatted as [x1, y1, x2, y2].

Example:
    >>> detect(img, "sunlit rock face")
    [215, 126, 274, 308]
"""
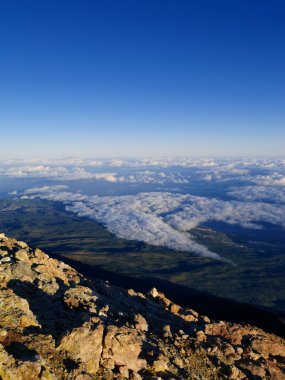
[0, 233, 285, 379]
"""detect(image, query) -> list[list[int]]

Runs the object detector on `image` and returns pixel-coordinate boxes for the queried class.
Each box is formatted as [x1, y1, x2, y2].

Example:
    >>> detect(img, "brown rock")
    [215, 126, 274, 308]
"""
[251, 337, 285, 358]
[196, 330, 207, 343]
[101, 358, 115, 369]
[102, 325, 146, 373]
[17, 241, 28, 249]
[119, 365, 129, 377]
[14, 249, 30, 262]
[267, 360, 285, 379]
[0, 234, 285, 380]
[64, 286, 98, 310]
[241, 364, 267, 379]
[203, 316, 210, 323]
[152, 358, 169, 372]
[12, 261, 37, 282]
[183, 314, 196, 322]
[227, 365, 240, 379]
[58, 324, 104, 375]
[170, 303, 181, 314]
[0, 289, 39, 329]
[8, 362, 42, 380]
[134, 313, 148, 332]
[149, 287, 159, 298]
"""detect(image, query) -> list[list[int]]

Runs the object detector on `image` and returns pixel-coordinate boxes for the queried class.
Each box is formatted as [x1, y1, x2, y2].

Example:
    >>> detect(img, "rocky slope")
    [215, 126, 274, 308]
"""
[0, 233, 285, 379]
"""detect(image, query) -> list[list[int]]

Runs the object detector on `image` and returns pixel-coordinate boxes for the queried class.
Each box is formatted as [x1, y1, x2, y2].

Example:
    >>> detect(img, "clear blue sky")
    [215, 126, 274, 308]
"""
[0, 0, 284, 158]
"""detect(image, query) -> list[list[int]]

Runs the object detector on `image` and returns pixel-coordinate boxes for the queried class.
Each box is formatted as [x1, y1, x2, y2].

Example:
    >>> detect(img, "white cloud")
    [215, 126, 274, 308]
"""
[23, 185, 69, 194]
[20, 187, 285, 263]
[228, 185, 285, 204]
[252, 174, 285, 187]
[0, 162, 190, 184]
[1, 157, 285, 185]
[19, 188, 225, 260]
[116, 171, 189, 185]
[0, 164, 119, 182]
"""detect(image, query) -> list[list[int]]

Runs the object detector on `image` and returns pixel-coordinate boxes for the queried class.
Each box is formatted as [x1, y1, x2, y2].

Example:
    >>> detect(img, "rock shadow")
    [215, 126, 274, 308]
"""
[55, 253, 285, 338]
[5, 342, 38, 362]
[7, 278, 89, 341]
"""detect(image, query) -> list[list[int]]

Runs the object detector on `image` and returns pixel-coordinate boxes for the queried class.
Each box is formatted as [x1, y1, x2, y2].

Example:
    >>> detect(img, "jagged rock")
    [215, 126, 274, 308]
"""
[102, 325, 146, 373]
[251, 337, 285, 358]
[134, 313, 148, 332]
[14, 249, 29, 262]
[152, 358, 169, 372]
[63, 286, 98, 311]
[226, 365, 241, 379]
[196, 330, 207, 343]
[183, 313, 196, 322]
[128, 289, 146, 299]
[17, 241, 28, 249]
[0, 233, 8, 241]
[58, 323, 104, 374]
[149, 287, 159, 298]
[203, 315, 210, 323]
[0, 233, 285, 379]
[12, 261, 37, 282]
[0, 289, 39, 329]
[240, 363, 267, 379]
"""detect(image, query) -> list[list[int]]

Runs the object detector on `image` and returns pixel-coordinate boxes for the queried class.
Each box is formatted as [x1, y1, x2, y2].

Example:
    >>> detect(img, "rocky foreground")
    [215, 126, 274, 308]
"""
[0, 234, 285, 379]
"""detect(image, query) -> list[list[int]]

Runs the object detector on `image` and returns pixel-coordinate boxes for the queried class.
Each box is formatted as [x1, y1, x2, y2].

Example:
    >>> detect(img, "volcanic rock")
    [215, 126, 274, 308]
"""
[0, 233, 284, 379]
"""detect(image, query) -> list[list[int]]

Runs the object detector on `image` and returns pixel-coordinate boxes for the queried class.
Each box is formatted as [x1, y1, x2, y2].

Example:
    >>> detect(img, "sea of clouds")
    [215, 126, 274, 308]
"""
[2, 157, 284, 261]
[20, 186, 285, 262]
[1, 157, 285, 187]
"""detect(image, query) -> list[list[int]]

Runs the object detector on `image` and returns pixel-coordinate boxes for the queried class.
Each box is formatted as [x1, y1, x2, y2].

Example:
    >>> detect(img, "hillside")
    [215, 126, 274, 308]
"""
[0, 233, 284, 379]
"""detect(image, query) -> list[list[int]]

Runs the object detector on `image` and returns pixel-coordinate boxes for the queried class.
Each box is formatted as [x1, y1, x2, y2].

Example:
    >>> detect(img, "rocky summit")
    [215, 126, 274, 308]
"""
[0, 233, 285, 379]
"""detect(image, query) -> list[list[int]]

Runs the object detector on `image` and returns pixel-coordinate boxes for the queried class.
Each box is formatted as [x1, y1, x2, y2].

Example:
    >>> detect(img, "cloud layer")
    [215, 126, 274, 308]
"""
[228, 185, 285, 204]
[1, 157, 285, 186]
[3, 157, 284, 261]
[20, 186, 285, 262]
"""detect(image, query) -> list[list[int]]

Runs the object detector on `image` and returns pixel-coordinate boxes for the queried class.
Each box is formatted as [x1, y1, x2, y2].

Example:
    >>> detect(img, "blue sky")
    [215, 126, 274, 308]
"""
[0, 0, 284, 158]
